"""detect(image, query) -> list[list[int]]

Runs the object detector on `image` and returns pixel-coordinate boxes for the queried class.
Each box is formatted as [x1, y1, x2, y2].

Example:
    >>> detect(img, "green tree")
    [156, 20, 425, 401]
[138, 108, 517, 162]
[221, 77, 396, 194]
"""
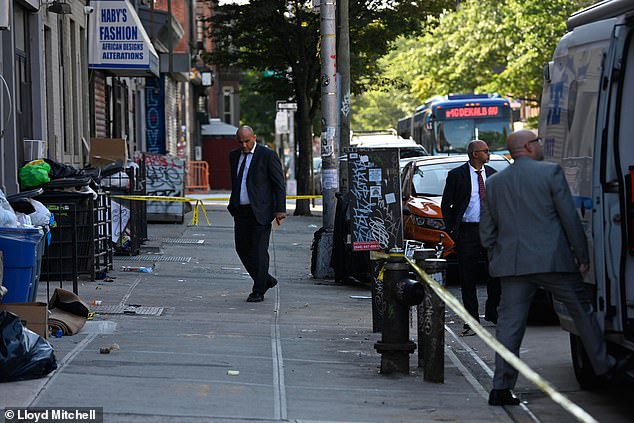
[239, 70, 280, 145]
[351, 36, 421, 130]
[206, 0, 452, 215]
[356, 0, 594, 129]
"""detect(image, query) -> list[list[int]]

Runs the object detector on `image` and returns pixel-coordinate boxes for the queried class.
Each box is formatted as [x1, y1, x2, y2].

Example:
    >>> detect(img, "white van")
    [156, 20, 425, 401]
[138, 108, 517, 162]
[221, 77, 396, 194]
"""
[539, 0, 634, 388]
[349, 129, 428, 164]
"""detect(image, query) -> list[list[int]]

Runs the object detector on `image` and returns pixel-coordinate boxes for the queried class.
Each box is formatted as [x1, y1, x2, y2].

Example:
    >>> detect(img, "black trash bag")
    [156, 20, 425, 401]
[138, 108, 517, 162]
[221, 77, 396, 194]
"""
[43, 158, 85, 180]
[0, 311, 58, 382]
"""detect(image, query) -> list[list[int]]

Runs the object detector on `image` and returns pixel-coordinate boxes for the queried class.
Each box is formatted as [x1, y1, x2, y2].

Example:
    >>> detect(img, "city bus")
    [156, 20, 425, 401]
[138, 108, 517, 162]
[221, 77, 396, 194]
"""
[397, 93, 513, 155]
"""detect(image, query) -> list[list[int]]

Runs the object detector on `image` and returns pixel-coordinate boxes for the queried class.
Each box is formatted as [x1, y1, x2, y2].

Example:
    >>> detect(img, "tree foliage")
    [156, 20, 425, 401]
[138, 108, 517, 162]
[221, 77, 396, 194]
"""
[352, 0, 594, 130]
[205, 0, 452, 214]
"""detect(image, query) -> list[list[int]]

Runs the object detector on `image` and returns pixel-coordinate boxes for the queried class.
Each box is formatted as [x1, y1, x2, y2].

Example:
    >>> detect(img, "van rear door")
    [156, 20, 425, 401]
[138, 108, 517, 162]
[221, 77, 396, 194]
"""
[593, 20, 634, 346]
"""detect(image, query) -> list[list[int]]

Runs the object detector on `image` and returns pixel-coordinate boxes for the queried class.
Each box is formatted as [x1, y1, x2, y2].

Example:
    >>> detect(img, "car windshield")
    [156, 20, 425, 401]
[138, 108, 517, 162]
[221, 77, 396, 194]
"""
[399, 146, 428, 158]
[412, 159, 508, 196]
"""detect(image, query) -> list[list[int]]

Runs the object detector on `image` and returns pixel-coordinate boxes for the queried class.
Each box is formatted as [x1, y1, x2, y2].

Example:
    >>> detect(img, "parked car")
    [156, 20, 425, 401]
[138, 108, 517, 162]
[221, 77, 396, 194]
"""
[400, 154, 510, 254]
[400, 153, 558, 323]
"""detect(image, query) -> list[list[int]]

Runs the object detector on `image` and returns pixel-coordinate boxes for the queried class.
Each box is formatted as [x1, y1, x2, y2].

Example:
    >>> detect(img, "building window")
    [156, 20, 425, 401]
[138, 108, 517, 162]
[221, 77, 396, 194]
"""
[196, 17, 204, 49]
[223, 87, 233, 125]
[13, 5, 32, 163]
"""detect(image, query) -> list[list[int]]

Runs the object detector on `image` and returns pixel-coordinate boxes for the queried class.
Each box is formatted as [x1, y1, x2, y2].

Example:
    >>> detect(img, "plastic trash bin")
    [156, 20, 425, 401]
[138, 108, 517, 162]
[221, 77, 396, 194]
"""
[0, 227, 45, 304]
[29, 227, 47, 302]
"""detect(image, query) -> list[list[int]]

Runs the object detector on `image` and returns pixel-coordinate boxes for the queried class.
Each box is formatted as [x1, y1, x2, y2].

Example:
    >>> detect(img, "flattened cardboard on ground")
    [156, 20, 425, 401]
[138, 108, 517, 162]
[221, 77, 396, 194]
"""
[90, 138, 128, 168]
[0, 302, 48, 338]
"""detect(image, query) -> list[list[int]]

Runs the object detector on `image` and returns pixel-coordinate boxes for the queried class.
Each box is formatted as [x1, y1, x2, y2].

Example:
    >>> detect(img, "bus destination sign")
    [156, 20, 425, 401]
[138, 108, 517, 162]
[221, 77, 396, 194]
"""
[440, 106, 501, 119]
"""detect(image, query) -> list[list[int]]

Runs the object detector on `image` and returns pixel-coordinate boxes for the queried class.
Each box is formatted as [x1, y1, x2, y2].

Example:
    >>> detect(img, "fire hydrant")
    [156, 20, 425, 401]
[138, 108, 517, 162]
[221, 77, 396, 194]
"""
[374, 248, 425, 374]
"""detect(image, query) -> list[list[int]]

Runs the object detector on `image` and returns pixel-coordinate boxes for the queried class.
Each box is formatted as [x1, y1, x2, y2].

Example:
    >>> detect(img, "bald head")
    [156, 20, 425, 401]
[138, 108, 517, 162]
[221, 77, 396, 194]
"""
[236, 125, 256, 153]
[467, 139, 490, 169]
[507, 129, 543, 161]
[236, 125, 255, 138]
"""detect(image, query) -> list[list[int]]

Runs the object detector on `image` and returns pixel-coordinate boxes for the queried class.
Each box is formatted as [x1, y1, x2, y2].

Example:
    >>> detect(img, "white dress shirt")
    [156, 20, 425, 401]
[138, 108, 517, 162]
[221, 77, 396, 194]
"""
[238, 143, 256, 205]
[462, 163, 486, 223]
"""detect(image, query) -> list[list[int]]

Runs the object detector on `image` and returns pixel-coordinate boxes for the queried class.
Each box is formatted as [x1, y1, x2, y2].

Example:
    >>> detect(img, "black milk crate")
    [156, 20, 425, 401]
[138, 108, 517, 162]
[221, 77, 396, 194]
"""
[106, 162, 147, 256]
[41, 201, 79, 296]
[39, 190, 113, 282]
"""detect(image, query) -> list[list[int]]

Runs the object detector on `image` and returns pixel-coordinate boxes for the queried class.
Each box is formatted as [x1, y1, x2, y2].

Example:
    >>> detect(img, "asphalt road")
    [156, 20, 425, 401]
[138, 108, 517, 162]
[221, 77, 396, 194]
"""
[1, 200, 632, 423]
[444, 284, 634, 423]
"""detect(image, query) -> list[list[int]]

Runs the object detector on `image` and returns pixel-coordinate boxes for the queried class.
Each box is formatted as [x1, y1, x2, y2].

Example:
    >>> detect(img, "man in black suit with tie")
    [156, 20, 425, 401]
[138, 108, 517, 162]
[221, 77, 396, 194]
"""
[227, 125, 287, 302]
[441, 140, 500, 336]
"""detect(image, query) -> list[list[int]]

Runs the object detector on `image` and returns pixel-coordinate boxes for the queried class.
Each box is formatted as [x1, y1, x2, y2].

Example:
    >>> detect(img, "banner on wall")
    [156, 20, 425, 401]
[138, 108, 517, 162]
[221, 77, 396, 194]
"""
[88, 0, 159, 77]
[145, 77, 166, 154]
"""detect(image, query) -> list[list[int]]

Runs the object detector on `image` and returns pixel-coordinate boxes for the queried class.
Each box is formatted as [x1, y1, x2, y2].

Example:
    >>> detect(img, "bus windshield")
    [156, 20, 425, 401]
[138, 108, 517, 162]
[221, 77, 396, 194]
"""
[435, 118, 509, 153]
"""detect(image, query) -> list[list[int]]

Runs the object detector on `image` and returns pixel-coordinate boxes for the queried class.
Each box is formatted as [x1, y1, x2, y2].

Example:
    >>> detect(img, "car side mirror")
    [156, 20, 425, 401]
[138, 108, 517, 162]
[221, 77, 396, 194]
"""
[402, 207, 411, 216]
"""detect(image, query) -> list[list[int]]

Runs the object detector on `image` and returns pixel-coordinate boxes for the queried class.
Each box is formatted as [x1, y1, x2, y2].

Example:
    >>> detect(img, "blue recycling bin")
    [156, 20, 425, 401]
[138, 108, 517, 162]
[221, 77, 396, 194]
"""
[0, 227, 45, 304]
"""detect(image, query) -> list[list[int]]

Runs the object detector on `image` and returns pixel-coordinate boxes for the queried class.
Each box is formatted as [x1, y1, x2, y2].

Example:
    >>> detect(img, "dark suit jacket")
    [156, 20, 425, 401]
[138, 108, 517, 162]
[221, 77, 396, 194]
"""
[441, 162, 496, 239]
[227, 144, 286, 225]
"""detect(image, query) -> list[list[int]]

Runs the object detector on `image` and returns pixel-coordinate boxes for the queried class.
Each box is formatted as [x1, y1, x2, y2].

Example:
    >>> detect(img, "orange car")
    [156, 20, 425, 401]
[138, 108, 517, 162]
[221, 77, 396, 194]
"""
[400, 154, 510, 256]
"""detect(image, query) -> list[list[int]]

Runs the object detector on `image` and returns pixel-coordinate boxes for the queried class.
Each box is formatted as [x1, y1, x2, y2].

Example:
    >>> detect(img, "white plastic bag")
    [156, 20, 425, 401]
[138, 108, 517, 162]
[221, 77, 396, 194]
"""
[27, 199, 52, 227]
[0, 191, 18, 228]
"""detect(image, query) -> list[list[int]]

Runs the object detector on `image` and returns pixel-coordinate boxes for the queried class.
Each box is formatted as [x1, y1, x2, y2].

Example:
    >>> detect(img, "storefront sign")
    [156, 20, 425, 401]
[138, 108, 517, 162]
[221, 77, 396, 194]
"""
[88, 0, 159, 76]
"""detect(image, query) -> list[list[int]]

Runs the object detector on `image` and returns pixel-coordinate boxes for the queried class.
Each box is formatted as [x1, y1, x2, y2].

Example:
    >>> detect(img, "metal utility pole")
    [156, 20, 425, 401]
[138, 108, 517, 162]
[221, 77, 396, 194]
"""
[313, 0, 337, 278]
[337, 0, 350, 193]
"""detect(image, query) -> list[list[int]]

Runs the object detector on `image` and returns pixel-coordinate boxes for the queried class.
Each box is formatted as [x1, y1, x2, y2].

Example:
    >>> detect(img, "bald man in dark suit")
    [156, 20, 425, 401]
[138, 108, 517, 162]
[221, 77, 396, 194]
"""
[227, 125, 287, 302]
[442, 140, 501, 336]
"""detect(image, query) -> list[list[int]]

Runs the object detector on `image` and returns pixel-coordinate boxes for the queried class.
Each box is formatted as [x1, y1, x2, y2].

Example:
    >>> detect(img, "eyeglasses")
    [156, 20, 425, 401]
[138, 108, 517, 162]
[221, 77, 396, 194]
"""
[526, 137, 543, 146]
[473, 149, 490, 154]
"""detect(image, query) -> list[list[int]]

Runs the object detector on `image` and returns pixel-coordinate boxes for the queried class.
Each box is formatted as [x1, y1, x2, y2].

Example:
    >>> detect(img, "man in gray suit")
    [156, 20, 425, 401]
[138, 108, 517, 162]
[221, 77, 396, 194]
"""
[480, 129, 617, 406]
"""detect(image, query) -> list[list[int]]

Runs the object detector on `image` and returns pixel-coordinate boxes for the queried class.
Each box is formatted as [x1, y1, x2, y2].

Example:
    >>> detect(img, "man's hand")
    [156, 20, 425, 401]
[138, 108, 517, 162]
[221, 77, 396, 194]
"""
[274, 212, 287, 225]
[579, 262, 590, 275]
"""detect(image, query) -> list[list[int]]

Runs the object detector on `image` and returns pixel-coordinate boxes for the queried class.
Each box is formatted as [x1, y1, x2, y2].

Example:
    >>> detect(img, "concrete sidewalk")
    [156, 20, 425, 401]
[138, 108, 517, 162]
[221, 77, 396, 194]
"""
[1, 204, 511, 422]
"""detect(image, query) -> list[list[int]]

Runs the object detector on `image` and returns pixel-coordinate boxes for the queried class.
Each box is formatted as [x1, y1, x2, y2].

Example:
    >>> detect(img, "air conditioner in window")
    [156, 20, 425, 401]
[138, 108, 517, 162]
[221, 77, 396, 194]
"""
[0, 0, 10, 31]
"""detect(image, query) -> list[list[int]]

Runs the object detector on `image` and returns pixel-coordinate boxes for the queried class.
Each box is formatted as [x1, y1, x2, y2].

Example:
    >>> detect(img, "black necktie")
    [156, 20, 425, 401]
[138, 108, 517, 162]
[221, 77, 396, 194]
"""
[231, 153, 247, 205]
[237, 153, 247, 185]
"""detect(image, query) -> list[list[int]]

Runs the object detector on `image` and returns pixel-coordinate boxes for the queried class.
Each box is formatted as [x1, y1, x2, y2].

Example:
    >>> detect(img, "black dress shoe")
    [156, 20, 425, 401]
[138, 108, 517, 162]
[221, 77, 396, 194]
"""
[267, 277, 278, 289]
[603, 354, 633, 383]
[484, 313, 498, 325]
[246, 293, 264, 302]
[488, 389, 520, 406]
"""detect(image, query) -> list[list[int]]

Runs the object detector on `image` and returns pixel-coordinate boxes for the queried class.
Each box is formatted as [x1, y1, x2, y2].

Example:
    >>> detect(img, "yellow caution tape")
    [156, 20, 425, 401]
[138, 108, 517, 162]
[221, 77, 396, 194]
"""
[190, 195, 322, 202]
[110, 195, 193, 202]
[109, 194, 322, 226]
[377, 265, 385, 282]
[405, 256, 599, 423]
[111, 195, 322, 202]
[287, 195, 322, 200]
[191, 199, 211, 226]
[110, 195, 210, 226]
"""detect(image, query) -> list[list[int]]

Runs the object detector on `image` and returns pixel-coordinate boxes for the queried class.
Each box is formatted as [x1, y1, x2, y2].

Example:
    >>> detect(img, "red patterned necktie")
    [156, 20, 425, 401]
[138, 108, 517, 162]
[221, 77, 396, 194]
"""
[476, 169, 485, 206]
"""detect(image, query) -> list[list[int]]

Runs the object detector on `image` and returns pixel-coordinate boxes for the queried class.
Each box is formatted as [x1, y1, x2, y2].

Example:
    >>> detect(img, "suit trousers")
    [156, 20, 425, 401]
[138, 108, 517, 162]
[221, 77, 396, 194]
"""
[493, 272, 611, 390]
[456, 223, 500, 326]
[233, 205, 272, 295]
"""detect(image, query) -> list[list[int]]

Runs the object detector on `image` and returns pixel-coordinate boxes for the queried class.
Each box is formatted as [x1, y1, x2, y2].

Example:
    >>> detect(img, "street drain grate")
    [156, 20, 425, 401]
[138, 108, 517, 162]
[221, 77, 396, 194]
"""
[116, 255, 192, 262]
[162, 238, 205, 245]
[92, 305, 164, 316]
